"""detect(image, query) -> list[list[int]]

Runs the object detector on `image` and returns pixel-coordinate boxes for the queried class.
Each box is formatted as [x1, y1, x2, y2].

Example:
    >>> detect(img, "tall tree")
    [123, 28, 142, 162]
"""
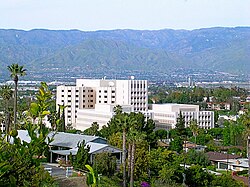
[0, 85, 13, 136]
[116, 113, 130, 187]
[7, 64, 26, 129]
[83, 122, 100, 136]
[189, 119, 199, 144]
[128, 129, 145, 187]
[176, 112, 186, 136]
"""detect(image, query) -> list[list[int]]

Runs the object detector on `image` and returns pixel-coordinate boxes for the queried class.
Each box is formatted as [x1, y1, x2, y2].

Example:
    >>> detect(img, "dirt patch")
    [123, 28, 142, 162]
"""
[56, 177, 87, 187]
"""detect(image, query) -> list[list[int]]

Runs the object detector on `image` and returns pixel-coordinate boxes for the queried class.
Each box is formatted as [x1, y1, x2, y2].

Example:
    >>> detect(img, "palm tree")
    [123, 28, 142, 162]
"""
[7, 64, 26, 129]
[0, 85, 13, 137]
[189, 119, 199, 144]
[128, 129, 145, 187]
[116, 113, 130, 187]
[115, 112, 137, 187]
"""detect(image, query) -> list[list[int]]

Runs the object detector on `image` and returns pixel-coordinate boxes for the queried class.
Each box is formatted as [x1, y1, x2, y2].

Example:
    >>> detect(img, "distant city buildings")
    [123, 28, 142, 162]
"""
[56, 78, 214, 131]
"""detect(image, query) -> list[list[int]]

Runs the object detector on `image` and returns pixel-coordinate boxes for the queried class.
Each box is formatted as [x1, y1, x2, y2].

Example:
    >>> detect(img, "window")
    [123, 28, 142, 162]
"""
[99, 95, 101, 98]
[83, 90, 85, 92]
[68, 90, 71, 92]
[104, 90, 107, 93]
[104, 101, 107, 103]
[99, 90, 101, 93]
[90, 100, 93, 102]
[104, 96, 107, 98]
[112, 96, 115, 98]
[112, 90, 115, 93]
[62, 95, 64, 97]
[90, 105, 93, 107]
[76, 90, 79, 92]
[83, 95, 85, 97]
[112, 101, 115, 103]
[99, 101, 101, 103]
[83, 105, 85, 108]
[90, 90, 93, 92]
[83, 100, 85, 103]
[90, 95, 93, 97]
[61, 100, 64, 102]
[62, 90, 64, 92]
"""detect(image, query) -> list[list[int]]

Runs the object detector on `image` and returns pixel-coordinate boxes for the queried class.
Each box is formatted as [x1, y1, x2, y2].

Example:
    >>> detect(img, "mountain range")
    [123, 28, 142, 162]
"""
[0, 27, 249, 81]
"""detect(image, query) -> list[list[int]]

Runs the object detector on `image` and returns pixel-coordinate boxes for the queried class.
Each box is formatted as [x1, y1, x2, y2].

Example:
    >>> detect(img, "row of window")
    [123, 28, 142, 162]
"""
[98, 100, 115, 104]
[134, 108, 146, 111]
[61, 89, 93, 93]
[99, 90, 115, 93]
[131, 97, 146, 100]
[131, 91, 147, 94]
[82, 105, 94, 108]
[154, 113, 175, 118]
[99, 95, 115, 98]
[131, 83, 146, 89]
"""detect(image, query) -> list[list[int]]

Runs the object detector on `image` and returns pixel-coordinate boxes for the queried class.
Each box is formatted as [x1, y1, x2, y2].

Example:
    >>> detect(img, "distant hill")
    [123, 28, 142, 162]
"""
[0, 27, 249, 80]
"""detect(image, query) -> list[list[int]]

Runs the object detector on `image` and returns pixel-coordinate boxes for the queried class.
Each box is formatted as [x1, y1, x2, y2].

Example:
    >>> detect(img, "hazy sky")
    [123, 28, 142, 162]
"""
[1, 0, 250, 31]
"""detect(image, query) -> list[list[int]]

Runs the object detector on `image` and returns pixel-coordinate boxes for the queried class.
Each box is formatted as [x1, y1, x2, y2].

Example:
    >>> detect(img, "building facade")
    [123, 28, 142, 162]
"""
[76, 104, 134, 131]
[56, 79, 148, 127]
[151, 104, 214, 130]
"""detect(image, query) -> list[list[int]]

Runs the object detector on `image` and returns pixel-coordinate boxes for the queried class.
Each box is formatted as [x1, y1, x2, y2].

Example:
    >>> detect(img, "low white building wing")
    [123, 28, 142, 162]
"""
[150, 103, 214, 129]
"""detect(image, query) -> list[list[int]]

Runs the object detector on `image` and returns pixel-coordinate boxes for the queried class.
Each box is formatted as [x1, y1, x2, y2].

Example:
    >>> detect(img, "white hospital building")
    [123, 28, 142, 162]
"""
[56, 79, 214, 131]
[56, 79, 148, 130]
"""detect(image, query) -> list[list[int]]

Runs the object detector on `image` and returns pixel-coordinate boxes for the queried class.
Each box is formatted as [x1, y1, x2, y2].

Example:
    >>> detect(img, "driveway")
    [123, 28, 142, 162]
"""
[42, 163, 70, 178]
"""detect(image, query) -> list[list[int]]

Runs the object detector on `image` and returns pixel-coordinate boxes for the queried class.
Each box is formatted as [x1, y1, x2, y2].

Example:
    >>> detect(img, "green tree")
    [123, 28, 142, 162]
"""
[186, 150, 210, 167]
[0, 123, 55, 186]
[169, 136, 183, 153]
[176, 112, 186, 136]
[72, 140, 90, 170]
[189, 119, 199, 144]
[93, 152, 117, 177]
[56, 104, 67, 132]
[0, 85, 13, 137]
[128, 129, 145, 187]
[211, 174, 245, 187]
[185, 165, 213, 187]
[29, 82, 52, 128]
[149, 148, 183, 185]
[114, 105, 122, 115]
[7, 64, 26, 129]
[83, 122, 100, 136]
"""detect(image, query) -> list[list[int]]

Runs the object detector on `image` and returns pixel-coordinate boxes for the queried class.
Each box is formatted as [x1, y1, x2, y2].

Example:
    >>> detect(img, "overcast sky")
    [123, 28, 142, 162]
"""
[1, 0, 250, 31]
